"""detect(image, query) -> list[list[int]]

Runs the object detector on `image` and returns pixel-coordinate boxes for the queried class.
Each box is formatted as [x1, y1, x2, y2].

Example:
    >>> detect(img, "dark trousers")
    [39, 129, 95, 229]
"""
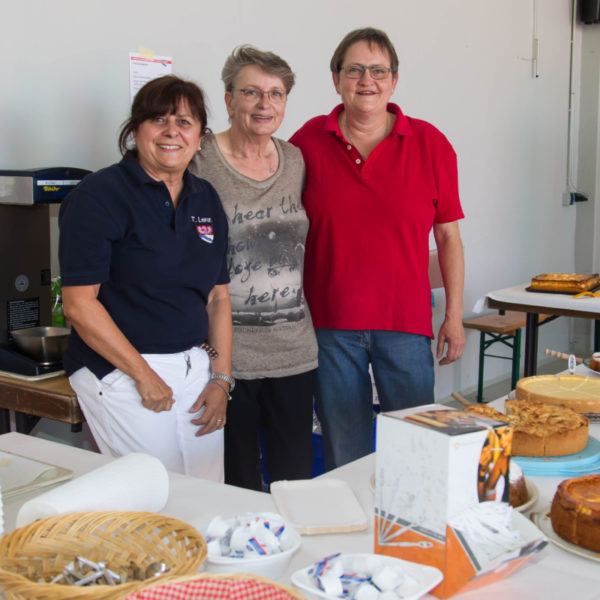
[224, 370, 316, 491]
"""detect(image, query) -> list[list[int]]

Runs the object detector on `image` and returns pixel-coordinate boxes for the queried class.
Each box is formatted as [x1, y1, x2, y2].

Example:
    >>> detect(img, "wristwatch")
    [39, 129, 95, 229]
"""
[211, 372, 235, 392]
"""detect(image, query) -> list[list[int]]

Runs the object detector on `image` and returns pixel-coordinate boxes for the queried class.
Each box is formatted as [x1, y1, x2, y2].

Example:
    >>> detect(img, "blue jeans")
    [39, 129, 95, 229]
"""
[315, 329, 434, 471]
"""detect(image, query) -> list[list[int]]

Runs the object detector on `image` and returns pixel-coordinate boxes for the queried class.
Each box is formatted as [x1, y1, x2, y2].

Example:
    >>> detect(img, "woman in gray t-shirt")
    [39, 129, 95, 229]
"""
[190, 45, 318, 491]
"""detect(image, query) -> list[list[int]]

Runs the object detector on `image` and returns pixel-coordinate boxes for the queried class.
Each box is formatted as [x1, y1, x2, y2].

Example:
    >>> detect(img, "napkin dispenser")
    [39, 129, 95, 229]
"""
[374, 405, 547, 598]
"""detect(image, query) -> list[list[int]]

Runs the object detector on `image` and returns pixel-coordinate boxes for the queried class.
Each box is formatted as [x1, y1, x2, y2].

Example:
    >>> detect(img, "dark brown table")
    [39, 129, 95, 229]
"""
[0, 372, 84, 434]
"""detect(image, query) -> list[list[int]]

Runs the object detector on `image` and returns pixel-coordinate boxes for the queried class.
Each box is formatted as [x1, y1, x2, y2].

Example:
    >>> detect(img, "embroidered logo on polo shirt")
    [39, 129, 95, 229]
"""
[191, 216, 215, 244]
[196, 224, 214, 244]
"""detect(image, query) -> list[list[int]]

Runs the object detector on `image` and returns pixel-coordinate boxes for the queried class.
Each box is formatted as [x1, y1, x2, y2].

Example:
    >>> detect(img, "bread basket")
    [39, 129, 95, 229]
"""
[123, 573, 307, 599]
[0, 511, 207, 600]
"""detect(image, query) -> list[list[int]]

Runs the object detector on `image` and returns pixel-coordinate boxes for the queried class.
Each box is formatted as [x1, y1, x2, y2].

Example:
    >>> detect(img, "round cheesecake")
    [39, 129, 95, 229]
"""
[516, 374, 600, 414]
[550, 474, 600, 552]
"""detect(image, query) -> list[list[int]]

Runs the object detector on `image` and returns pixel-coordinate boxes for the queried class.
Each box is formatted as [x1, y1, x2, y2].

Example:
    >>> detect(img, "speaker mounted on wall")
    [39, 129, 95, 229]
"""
[582, 0, 600, 23]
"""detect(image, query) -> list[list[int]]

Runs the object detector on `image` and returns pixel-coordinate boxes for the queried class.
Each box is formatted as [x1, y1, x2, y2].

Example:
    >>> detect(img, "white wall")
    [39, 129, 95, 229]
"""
[0, 0, 587, 400]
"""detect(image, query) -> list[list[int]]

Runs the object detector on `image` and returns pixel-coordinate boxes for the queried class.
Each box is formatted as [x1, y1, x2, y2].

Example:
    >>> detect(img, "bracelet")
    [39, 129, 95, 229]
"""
[211, 372, 235, 392]
[199, 342, 218, 360]
[209, 379, 232, 401]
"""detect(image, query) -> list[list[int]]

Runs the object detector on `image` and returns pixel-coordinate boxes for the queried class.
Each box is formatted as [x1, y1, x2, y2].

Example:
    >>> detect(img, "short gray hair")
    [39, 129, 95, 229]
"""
[221, 45, 295, 93]
[330, 28, 399, 75]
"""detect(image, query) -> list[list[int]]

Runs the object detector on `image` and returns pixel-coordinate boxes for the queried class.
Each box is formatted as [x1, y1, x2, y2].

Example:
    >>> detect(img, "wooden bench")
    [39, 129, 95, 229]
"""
[0, 373, 84, 435]
[463, 311, 553, 403]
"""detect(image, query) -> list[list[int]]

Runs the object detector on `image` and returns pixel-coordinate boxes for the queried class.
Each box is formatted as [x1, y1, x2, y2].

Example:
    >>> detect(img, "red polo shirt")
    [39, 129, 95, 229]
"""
[290, 103, 464, 336]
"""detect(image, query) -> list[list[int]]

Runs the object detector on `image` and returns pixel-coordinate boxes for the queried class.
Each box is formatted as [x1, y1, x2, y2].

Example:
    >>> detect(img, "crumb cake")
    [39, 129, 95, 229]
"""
[550, 474, 600, 552]
[463, 400, 589, 457]
[530, 272, 600, 293]
[516, 374, 600, 414]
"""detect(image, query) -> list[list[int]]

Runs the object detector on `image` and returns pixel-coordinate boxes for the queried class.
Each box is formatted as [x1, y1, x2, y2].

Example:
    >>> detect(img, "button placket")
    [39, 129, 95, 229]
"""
[338, 132, 364, 171]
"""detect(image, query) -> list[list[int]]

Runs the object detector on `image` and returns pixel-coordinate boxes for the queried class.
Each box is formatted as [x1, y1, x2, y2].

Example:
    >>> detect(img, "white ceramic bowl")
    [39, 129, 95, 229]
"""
[291, 553, 443, 600]
[202, 512, 301, 581]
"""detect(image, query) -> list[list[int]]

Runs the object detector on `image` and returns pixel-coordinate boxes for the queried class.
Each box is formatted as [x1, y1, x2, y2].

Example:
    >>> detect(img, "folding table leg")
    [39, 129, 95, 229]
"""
[524, 313, 539, 377]
[0, 408, 10, 434]
[14, 412, 40, 435]
[477, 331, 486, 403]
[510, 329, 521, 391]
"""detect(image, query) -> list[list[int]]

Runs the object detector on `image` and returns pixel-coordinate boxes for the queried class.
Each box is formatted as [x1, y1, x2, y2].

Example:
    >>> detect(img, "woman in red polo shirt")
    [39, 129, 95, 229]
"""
[291, 27, 465, 471]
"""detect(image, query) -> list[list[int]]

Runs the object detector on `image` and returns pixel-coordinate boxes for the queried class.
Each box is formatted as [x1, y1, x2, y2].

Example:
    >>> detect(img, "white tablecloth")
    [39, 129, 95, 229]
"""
[486, 283, 600, 316]
[2, 386, 600, 599]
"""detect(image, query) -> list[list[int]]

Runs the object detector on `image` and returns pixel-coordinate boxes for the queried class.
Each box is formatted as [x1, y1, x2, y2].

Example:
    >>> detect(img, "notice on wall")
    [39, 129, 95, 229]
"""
[129, 49, 173, 103]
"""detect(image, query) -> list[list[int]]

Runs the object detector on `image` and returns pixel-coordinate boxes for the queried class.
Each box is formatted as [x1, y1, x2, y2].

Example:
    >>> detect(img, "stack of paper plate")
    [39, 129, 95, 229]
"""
[514, 436, 600, 477]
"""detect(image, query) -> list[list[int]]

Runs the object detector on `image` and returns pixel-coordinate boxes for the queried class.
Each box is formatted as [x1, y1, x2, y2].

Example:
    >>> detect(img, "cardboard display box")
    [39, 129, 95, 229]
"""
[374, 405, 546, 598]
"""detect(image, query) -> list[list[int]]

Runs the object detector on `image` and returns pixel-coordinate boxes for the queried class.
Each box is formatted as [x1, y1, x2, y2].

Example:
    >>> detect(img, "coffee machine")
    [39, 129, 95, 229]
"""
[0, 167, 91, 375]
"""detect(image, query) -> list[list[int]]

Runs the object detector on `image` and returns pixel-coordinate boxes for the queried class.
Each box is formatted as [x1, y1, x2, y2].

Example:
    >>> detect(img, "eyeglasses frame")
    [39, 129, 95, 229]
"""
[235, 87, 288, 103]
[339, 64, 393, 80]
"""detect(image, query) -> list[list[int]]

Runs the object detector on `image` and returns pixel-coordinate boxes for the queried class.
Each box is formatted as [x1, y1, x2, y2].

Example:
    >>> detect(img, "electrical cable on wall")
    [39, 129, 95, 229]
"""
[564, 0, 588, 206]
[532, 0, 540, 78]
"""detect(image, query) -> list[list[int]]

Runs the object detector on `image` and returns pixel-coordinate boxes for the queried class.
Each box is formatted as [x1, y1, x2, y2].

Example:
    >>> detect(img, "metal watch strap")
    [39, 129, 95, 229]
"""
[210, 372, 235, 392]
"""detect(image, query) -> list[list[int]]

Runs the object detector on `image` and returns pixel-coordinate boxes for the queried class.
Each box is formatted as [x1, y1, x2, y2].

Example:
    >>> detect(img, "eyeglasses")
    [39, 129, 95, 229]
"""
[340, 64, 393, 80]
[236, 87, 288, 103]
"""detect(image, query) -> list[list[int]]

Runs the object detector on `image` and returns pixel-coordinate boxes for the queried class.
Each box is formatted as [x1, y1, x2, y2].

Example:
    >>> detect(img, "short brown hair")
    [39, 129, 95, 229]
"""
[221, 45, 295, 93]
[118, 75, 208, 154]
[330, 27, 399, 74]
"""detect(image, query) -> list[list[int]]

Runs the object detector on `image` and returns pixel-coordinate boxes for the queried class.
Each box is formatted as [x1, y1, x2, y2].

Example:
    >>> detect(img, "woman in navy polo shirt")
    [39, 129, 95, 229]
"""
[59, 76, 232, 481]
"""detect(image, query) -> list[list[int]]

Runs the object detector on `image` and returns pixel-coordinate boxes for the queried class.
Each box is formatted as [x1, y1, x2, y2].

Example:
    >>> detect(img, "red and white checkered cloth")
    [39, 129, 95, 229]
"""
[124, 577, 302, 600]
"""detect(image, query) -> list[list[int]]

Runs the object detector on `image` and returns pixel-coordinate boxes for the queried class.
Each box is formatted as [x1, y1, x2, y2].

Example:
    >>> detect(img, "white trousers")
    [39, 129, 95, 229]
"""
[69, 346, 223, 481]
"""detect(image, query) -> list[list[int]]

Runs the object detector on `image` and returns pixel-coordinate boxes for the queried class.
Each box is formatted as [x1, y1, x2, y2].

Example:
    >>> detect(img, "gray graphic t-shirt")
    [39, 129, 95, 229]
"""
[189, 134, 318, 379]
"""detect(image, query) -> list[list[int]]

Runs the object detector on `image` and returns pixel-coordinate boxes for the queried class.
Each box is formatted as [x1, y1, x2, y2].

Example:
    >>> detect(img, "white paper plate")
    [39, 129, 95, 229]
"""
[0, 451, 73, 499]
[515, 478, 539, 513]
[291, 553, 443, 600]
[532, 509, 600, 562]
[270, 479, 368, 535]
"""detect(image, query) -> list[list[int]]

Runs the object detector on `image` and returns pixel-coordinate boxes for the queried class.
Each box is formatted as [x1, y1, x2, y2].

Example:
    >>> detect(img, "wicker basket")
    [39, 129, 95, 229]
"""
[123, 573, 307, 600]
[0, 511, 207, 600]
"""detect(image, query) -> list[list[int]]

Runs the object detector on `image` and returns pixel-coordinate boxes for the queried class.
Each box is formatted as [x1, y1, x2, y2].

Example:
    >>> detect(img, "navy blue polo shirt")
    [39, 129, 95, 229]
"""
[59, 153, 229, 379]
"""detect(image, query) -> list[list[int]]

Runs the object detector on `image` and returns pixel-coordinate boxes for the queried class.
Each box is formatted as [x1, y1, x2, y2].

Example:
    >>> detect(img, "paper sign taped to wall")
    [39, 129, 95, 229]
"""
[129, 51, 173, 103]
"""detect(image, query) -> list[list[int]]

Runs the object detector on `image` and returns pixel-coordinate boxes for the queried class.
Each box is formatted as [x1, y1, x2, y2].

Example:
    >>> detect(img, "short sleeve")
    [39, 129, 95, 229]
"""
[59, 186, 123, 286]
[432, 133, 464, 224]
